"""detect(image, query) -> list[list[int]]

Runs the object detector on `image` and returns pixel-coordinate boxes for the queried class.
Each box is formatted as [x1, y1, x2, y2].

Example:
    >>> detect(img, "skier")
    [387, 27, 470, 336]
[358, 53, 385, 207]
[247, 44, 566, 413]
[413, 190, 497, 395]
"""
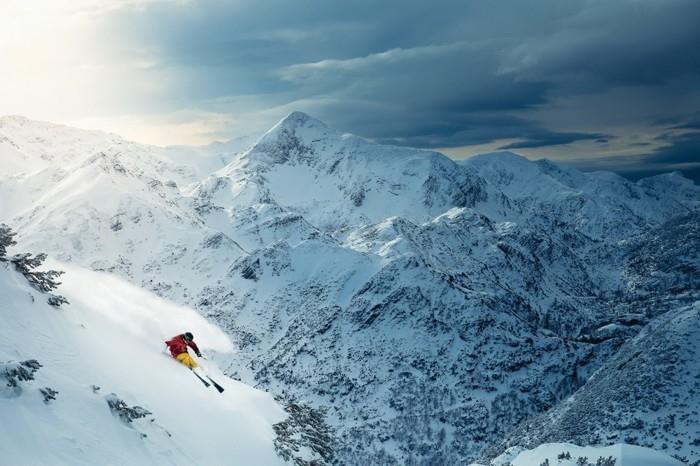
[165, 332, 203, 369]
[164, 332, 225, 392]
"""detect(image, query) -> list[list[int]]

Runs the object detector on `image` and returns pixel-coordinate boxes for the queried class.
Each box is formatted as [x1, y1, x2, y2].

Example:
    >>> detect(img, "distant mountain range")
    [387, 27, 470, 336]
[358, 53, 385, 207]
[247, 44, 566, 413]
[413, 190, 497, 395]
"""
[1, 112, 698, 465]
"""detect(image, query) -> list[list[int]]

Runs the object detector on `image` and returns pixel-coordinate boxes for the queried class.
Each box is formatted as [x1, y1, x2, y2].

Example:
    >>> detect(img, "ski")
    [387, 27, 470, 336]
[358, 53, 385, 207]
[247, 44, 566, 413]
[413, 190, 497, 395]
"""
[190, 368, 210, 387]
[206, 376, 225, 393]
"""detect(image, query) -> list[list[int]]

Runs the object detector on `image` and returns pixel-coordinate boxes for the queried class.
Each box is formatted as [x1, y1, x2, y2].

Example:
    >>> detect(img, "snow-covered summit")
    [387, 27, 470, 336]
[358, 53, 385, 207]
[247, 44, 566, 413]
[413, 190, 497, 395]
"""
[462, 149, 700, 239]
[198, 112, 487, 239]
[269, 110, 328, 133]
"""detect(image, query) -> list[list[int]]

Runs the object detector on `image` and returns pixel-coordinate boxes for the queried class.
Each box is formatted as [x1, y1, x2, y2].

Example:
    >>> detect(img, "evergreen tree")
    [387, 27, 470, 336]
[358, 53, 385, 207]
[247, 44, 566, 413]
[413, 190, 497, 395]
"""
[11, 253, 64, 292]
[0, 224, 68, 306]
[0, 223, 17, 261]
[10, 251, 69, 307]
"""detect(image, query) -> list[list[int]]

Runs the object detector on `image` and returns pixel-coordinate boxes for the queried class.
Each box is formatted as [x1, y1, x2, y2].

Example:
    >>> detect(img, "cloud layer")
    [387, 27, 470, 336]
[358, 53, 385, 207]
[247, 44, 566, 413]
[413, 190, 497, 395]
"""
[1, 0, 699, 180]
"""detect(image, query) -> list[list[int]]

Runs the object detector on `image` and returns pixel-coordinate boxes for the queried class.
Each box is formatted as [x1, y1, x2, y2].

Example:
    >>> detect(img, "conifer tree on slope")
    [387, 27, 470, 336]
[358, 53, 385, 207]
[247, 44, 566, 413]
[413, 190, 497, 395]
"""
[1, 223, 68, 306]
[0, 223, 17, 261]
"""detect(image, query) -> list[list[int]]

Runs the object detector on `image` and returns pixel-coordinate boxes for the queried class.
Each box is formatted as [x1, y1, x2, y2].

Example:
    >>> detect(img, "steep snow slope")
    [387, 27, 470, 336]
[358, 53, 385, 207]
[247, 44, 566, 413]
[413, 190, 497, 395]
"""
[0, 259, 286, 465]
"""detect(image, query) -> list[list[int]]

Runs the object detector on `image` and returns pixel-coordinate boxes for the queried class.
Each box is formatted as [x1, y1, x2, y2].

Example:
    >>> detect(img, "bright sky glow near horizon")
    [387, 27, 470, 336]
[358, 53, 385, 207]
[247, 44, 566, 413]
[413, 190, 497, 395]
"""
[1, 0, 699, 181]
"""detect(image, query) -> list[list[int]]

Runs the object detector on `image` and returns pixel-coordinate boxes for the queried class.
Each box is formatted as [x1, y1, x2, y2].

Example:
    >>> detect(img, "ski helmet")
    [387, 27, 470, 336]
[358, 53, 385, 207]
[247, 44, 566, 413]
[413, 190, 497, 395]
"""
[184, 332, 193, 341]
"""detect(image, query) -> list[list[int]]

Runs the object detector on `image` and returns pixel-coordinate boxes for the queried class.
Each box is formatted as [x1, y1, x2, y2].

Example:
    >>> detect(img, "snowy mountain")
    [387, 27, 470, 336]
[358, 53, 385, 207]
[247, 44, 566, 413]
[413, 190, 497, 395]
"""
[189, 111, 486, 250]
[465, 151, 698, 240]
[0, 114, 246, 305]
[1, 112, 698, 465]
[482, 302, 700, 464]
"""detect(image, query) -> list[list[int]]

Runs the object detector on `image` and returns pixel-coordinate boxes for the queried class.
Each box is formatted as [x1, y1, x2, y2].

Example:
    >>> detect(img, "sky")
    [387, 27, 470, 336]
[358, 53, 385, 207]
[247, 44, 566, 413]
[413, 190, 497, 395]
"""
[1, 0, 699, 181]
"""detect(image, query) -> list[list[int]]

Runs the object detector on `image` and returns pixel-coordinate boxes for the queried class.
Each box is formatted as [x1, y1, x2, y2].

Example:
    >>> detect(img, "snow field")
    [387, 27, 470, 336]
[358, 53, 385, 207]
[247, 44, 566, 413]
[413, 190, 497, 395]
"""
[486, 442, 684, 466]
[0, 261, 286, 465]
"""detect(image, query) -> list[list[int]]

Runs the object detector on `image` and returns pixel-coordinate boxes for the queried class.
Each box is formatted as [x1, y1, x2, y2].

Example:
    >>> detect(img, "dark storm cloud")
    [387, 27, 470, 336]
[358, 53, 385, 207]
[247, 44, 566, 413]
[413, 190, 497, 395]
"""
[499, 131, 611, 150]
[656, 112, 700, 131]
[101, 0, 700, 159]
[503, 1, 700, 89]
[563, 129, 700, 182]
[364, 113, 609, 149]
[647, 132, 700, 167]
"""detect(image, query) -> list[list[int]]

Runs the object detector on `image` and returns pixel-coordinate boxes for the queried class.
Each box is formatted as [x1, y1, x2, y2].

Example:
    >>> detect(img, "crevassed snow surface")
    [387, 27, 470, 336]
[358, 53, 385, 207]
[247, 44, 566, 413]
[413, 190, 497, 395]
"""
[0, 261, 285, 465]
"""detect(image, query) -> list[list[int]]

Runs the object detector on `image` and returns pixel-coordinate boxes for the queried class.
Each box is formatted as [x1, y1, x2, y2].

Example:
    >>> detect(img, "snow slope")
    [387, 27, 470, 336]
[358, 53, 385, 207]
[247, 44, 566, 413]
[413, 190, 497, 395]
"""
[482, 443, 683, 466]
[0, 259, 285, 465]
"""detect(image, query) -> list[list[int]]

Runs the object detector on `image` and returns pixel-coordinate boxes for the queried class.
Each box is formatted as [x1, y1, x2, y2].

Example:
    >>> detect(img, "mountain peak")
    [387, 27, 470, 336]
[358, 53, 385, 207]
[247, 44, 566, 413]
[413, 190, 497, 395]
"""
[275, 111, 327, 132]
[249, 111, 330, 154]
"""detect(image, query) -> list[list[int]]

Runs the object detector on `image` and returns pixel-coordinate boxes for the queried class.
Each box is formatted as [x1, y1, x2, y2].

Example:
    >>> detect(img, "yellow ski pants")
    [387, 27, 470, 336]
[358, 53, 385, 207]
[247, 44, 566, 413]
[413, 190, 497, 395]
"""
[176, 352, 199, 369]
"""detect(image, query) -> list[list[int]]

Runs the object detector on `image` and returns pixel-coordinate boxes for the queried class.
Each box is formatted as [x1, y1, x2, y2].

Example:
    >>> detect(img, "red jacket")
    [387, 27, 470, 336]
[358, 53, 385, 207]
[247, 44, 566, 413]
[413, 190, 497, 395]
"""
[165, 334, 201, 358]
